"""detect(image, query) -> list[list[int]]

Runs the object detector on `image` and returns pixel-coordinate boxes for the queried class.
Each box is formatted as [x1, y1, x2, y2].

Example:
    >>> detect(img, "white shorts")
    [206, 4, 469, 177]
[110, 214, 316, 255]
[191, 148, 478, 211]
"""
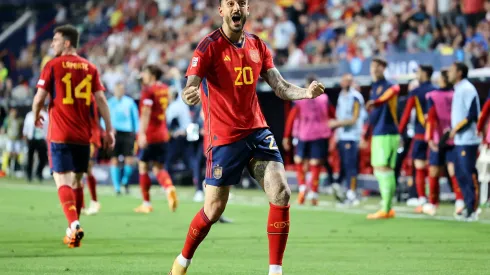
[6, 140, 22, 153]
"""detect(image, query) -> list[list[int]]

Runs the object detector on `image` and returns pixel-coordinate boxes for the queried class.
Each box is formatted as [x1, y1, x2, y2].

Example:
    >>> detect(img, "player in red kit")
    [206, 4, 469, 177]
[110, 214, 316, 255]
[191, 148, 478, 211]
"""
[134, 64, 178, 213]
[32, 25, 115, 248]
[82, 98, 102, 216]
[169, 1, 324, 274]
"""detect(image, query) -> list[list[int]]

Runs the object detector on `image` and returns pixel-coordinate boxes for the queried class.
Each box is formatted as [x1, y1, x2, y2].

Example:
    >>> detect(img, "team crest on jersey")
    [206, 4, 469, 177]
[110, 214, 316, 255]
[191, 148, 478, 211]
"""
[376, 86, 383, 95]
[345, 143, 351, 149]
[213, 165, 223, 179]
[249, 49, 260, 63]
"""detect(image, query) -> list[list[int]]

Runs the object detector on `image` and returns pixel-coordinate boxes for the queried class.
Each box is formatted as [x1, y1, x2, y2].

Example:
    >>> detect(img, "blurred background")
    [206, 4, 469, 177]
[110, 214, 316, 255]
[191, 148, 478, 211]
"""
[0, 0, 489, 202]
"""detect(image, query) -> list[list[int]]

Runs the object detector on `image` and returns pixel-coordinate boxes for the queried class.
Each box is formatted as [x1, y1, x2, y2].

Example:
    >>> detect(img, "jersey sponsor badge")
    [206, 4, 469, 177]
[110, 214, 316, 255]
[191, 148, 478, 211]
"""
[249, 49, 260, 63]
[37, 79, 45, 86]
[192, 57, 199, 67]
[213, 164, 222, 179]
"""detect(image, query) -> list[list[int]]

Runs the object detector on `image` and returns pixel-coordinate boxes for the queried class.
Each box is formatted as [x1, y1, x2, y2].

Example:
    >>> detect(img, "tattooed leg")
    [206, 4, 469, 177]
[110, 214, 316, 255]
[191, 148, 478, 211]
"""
[248, 159, 291, 206]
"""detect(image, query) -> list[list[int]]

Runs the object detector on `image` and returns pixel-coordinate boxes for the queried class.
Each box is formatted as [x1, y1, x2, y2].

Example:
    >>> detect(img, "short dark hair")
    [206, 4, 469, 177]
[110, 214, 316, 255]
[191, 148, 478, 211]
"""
[440, 69, 452, 88]
[372, 57, 387, 68]
[419, 64, 434, 79]
[54, 24, 80, 48]
[453, 62, 468, 79]
[144, 64, 163, 80]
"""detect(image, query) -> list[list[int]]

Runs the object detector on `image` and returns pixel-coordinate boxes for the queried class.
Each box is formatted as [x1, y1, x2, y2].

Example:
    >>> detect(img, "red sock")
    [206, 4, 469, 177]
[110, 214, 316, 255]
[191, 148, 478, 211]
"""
[268, 203, 290, 266]
[73, 187, 84, 217]
[310, 165, 321, 193]
[87, 174, 97, 202]
[415, 168, 427, 199]
[295, 163, 305, 187]
[157, 170, 173, 189]
[58, 186, 78, 225]
[182, 208, 213, 259]
[428, 176, 440, 205]
[139, 173, 151, 202]
[450, 175, 463, 200]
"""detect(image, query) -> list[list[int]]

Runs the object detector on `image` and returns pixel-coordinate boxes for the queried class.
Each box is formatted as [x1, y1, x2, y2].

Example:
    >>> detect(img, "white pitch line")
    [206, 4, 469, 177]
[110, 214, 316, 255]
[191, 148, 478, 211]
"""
[1, 182, 489, 224]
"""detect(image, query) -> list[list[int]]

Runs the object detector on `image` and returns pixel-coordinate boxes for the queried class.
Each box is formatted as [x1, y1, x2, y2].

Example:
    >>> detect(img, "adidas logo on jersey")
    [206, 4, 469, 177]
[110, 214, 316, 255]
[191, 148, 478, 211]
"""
[224, 55, 231, 61]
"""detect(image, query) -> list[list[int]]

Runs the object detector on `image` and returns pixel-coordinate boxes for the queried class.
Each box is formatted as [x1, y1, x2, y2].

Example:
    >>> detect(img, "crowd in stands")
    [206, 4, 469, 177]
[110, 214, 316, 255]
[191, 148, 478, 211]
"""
[0, 0, 490, 102]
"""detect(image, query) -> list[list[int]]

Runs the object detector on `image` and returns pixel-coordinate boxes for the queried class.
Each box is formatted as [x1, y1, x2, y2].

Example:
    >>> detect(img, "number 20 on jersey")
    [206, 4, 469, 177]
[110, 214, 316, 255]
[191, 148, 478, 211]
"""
[234, 67, 254, 86]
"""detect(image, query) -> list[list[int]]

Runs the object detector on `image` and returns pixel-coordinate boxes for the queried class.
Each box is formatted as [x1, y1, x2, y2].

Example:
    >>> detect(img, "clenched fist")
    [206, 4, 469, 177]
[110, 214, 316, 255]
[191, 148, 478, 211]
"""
[306, 81, 325, 99]
[183, 86, 201, 105]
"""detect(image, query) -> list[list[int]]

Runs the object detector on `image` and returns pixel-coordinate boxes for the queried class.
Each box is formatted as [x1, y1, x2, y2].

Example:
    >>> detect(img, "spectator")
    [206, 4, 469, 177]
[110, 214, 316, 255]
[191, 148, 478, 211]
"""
[273, 11, 296, 65]
[416, 24, 433, 51]
[23, 109, 48, 182]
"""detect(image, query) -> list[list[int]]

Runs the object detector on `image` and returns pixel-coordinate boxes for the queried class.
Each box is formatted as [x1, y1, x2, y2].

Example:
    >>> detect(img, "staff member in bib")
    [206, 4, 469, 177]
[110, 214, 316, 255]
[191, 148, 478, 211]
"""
[448, 62, 481, 221]
[106, 82, 139, 194]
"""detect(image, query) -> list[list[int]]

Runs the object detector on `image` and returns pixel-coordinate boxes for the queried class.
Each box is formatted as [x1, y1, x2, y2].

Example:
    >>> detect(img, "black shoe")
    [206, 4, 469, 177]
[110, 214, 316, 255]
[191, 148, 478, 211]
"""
[218, 216, 233, 224]
[124, 184, 130, 194]
[116, 190, 122, 196]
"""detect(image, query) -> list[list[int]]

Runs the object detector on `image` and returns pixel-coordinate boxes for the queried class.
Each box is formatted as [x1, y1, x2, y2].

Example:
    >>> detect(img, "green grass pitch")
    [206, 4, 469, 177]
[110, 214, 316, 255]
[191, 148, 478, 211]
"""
[1, 179, 490, 275]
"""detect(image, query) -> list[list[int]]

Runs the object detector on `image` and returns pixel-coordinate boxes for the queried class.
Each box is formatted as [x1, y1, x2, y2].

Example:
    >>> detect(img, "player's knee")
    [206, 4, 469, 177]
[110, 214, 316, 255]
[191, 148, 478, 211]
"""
[124, 157, 134, 165]
[309, 158, 322, 166]
[293, 156, 302, 164]
[447, 163, 455, 176]
[110, 158, 118, 165]
[429, 166, 439, 177]
[138, 162, 148, 174]
[414, 160, 426, 169]
[273, 183, 291, 206]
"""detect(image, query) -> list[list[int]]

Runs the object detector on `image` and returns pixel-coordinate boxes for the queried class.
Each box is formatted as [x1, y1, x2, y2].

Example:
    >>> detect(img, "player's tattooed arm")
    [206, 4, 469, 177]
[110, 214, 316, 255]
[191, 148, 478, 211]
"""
[261, 68, 325, 101]
[182, 75, 202, 106]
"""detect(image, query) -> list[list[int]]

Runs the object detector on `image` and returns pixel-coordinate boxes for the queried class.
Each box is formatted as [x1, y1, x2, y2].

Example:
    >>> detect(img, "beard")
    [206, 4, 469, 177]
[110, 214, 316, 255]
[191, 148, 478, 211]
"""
[226, 14, 247, 33]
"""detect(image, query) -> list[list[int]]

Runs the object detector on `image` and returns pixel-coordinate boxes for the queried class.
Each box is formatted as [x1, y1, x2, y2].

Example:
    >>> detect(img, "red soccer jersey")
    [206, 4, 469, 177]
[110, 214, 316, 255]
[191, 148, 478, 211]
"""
[139, 82, 170, 144]
[36, 55, 105, 145]
[186, 28, 273, 149]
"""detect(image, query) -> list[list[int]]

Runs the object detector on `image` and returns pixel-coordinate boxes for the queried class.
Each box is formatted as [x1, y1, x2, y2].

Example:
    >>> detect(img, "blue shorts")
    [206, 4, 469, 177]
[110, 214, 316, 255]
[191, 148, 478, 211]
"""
[411, 140, 428, 160]
[295, 138, 329, 159]
[205, 128, 283, 186]
[428, 146, 456, 166]
[49, 142, 90, 173]
[138, 142, 166, 164]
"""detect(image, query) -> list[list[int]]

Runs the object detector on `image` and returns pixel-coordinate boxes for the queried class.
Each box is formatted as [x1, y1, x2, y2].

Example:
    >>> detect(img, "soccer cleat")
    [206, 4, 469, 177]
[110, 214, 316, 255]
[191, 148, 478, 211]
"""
[454, 199, 465, 215]
[218, 215, 233, 224]
[422, 203, 437, 216]
[124, 184, 130, 194]
[297, 191, 306, 205]
[311, 198, 318, 206]
[66, 225, 84, 248]
[169, 258, 188, 275]
[84, 201, 101, 216]
[414, 205, 424, 214]
[367, 209, 395, 220]
[134, 204, 153, 213]
[193, 190, 204, 202]
[167, 186, 178, 212]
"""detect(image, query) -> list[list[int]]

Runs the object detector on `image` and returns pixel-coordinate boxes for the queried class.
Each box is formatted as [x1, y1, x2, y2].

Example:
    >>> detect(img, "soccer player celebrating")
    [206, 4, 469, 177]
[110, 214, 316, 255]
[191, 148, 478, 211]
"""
[134, 65, 178, 214]
[398, 65, 436, 213]
[328, 73, 365, 204]
[282, 75, 335, 206]
[424, 69, 464, 216]
[169, 1, 324, 274]
[448, 62, 481, 221]
[33, 25, 115, 248]
[364, 58, 400, 220]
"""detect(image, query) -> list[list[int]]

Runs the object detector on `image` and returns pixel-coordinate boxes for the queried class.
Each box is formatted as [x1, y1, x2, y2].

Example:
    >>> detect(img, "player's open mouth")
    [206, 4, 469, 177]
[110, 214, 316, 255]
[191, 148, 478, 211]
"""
[232, 15, 241, 24]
